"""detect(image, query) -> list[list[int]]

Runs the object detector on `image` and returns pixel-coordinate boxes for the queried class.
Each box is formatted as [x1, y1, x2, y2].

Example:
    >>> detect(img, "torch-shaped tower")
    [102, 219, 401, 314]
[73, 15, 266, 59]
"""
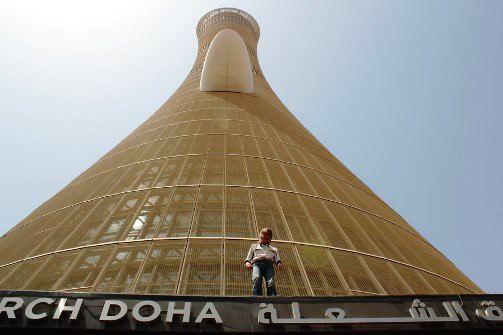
[0, 8, 481, 296]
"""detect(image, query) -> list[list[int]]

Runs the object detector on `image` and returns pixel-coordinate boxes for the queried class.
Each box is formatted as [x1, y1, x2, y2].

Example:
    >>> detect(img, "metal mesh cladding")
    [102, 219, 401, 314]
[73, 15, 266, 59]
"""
[0, 8, 482, 296]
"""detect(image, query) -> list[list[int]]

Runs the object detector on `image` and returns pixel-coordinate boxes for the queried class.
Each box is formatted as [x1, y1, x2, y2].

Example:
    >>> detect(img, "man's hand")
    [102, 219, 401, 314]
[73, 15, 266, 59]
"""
[276, 263, 283, 270]
[245, 262, 253, 270]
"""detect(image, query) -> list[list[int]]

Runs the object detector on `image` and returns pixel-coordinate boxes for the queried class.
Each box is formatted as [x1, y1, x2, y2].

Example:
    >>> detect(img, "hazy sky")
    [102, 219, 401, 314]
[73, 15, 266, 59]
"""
[1, 0, 502, 293]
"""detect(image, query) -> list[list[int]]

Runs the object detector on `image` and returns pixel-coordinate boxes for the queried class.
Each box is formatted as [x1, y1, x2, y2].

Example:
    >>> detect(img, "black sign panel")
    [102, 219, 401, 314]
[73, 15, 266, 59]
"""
[0, 291, 502, 334]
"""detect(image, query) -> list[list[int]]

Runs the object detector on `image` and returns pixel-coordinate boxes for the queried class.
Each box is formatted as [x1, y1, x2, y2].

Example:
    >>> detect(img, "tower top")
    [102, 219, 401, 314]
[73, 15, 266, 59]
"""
[196, 7, 260, 40]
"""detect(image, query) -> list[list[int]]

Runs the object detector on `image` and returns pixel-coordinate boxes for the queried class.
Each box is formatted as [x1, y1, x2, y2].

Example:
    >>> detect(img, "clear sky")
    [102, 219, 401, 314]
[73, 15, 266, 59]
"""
[1, 0, 502, 293]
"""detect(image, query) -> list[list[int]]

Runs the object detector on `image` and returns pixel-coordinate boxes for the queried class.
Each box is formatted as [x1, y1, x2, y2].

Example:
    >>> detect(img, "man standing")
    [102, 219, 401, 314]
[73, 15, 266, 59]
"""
[244, 227, 283, 296]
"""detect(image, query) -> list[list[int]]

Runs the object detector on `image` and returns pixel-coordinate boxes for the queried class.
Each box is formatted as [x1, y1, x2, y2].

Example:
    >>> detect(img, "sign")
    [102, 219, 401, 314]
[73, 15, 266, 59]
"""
[0, 291, 502, 333]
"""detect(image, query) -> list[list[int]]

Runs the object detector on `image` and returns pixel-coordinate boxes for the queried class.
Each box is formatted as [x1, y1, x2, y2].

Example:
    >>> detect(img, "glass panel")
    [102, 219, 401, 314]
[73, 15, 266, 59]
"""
[134, 240, 186, 294]
[94, 193, 146, 244]
[61, 197, 123, 249]
[256, 138, 277, 159]
[226, 156, 247, 185]
[302, 169, 336, 200]
[251, 189, 289, 241]
[283, 164, 316, 194]
[276, 192, 323, 244]
[124, 189, 173, 240]
[1, 258, 46, 290]
[155, 156, 184, 187]
[301, 197, 351, 249]
[171, 136, 195, 156]
[202, 156, 224, 184]
[242, 136, 260, 156]
[263, 160, 294, 191]
[364, 257, 410, 295]
[225, 240, 251, 295]
[179, 239, 222, 295]
[93, 243, 149, 293]
[225, 187, 256, 238]
[133, 159, 167, 190]
[25, 250, 80, 290]
[393, 263, 436, 294]
[325, 202, 378, 254]
[57, 245, 114, 290]
[274, 244, 310, 296]
[208, 135, 225, 154]
[160, 187, 198, 238]
[331, 250, 381, 295]
[110, 163, 149, 194]
[191, 186, 224, 237]
[244, 157, 271, 188]
[177, 156, 204, 185]
[226, 135, 242, 154]
[189, 134, 210, 154]
[297, 245, 348, 296]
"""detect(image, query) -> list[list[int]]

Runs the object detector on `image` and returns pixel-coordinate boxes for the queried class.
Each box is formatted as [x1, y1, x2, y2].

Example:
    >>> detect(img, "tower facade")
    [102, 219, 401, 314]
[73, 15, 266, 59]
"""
[0, 8, 481, 296]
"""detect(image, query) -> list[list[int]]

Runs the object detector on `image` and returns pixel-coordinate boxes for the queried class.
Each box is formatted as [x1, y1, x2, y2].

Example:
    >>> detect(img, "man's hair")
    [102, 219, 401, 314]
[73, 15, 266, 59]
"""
[260, 227, 273, 239]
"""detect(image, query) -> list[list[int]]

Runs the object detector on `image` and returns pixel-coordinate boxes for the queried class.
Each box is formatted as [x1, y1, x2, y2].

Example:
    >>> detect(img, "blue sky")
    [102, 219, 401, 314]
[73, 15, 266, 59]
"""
[0, 0, 502, 293]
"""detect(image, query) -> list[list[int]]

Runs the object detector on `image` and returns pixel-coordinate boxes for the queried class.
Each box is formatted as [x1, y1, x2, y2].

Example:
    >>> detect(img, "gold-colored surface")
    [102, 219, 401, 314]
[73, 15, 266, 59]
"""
[0, 8, 482, 296]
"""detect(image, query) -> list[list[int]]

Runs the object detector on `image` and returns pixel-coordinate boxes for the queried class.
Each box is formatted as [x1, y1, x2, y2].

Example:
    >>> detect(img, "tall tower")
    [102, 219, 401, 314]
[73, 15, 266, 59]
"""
[0, 8, 481, 297]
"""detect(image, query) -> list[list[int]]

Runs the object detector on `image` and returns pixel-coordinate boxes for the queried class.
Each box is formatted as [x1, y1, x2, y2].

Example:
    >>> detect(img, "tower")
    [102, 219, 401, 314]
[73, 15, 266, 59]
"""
[0, 8, 481, 297]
